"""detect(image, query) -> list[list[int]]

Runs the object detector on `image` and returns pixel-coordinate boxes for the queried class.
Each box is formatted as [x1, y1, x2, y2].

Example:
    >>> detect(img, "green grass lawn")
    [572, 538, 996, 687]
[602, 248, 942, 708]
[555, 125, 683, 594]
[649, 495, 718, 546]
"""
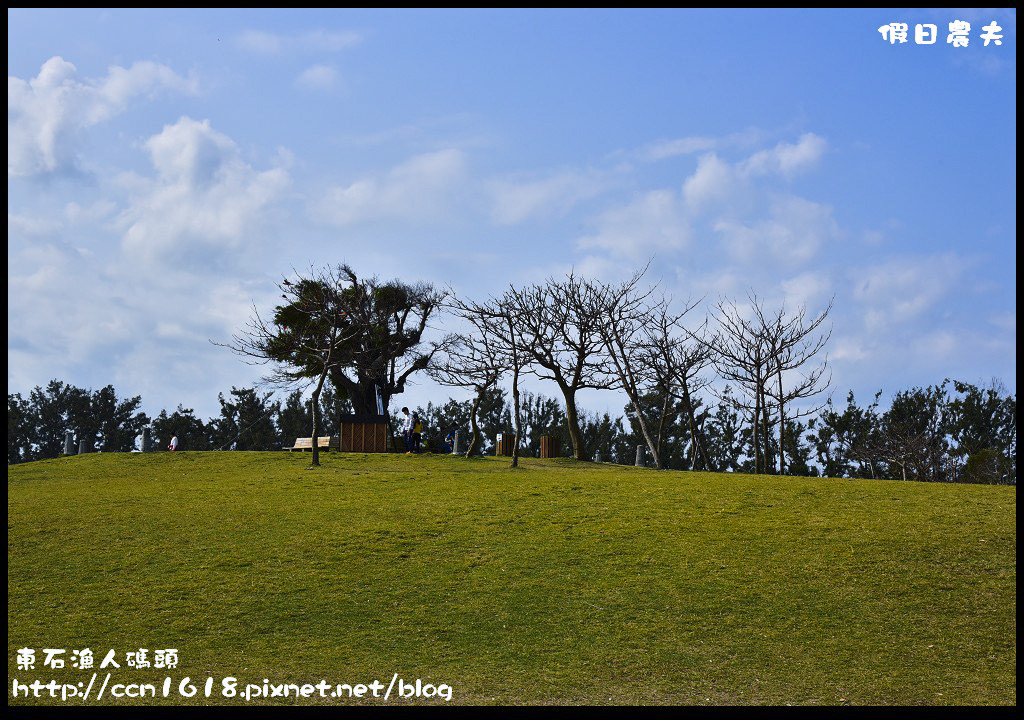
[7, 451, 1016, 706]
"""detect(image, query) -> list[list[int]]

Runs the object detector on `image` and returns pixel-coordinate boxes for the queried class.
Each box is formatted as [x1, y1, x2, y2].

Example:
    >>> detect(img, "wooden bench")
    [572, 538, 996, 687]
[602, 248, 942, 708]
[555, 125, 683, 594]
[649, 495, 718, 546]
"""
[288, 437, 340, 452]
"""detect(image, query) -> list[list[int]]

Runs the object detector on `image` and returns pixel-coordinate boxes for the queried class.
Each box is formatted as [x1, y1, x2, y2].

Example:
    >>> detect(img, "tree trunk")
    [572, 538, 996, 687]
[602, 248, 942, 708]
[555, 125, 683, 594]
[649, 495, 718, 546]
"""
[310, 367, 329, 467]
[655, 393, 669, 469]
[760, 383, 772, 475]
[682, 381, 709, 471]
[562, 389, 583, 460]
[511, 366, 522, 468]
[752, 386, 761, 474]
[777, 369, 786, 475]
[627, 397, 661, 469]
[328, 369, 377, 417]
[466, 395, 481, 457]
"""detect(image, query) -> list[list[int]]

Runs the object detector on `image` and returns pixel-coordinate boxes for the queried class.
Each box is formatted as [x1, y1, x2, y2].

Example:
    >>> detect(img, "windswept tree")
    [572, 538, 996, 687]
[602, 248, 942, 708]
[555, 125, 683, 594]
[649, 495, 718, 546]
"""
[876, 383, 951, 483]
[320, 266, 451, 418]
[224, 264, 448, 466]
[9, 380, 148, 460]
[224, 266, 361, 465]
[8, 393, 33, 464]
[210, 387, 280, 452]
[152, 405, 212, 451]
[88, 385, 150, 452]
[519, 391, 569, 458]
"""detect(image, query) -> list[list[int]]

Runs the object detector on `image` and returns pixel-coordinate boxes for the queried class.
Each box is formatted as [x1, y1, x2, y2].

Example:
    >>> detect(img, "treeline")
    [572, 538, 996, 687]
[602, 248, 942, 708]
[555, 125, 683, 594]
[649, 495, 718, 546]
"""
[8, 377, 1015, 485]
[7, 381, 352, 462]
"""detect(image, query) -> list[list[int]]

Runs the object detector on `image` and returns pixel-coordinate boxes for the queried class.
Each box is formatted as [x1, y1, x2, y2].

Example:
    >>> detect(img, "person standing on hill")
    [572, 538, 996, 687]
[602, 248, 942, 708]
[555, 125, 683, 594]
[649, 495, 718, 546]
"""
[168, 433, 179, 452]
[411, 412, 423, 454]
[401, 407, 414, 454]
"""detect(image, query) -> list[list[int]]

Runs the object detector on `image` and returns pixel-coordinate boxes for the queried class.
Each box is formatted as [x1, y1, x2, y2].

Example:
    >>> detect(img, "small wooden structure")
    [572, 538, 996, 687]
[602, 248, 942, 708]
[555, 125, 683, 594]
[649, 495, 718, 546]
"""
[338, 414, 389, 453]
[288, 436, 340, 452]
[540, 434, 560, 459]
[496, 433, 514, 456]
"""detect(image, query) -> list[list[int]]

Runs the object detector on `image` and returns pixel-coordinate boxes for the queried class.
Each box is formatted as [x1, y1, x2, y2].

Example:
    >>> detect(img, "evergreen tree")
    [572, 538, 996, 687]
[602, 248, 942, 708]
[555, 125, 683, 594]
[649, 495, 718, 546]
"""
[703, 387, 745, 472]
[152, 406, 211, 451]
[277, 390, 313, 448]
[8, 393, 33, 463]
[211, 387, 280, 450]
[519, 391, 568, 458]
[781, 419, 816, 476]
[947, 379, 1016, 484]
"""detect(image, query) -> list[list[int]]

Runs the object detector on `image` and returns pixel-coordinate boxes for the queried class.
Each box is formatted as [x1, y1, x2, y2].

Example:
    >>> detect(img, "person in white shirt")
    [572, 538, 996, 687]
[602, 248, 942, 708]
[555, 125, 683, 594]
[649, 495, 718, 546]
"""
[401, 407, 413, 454]
[168, 434, 179, 452]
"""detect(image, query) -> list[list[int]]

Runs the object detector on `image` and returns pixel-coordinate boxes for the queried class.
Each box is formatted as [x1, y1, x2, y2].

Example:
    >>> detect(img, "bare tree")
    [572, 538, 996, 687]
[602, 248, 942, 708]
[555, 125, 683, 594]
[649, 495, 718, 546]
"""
[706, 295, 775, 474]
[592, 268, 666, 466]
[444, 289, 531, 467]
[644, 301, 715, 470]
[594, 267, 713, 469]
[754, 298, 833, 475]
[428, 310, 506, 458]
[506, 272, 614, 460]
[707, 293, 832, 475]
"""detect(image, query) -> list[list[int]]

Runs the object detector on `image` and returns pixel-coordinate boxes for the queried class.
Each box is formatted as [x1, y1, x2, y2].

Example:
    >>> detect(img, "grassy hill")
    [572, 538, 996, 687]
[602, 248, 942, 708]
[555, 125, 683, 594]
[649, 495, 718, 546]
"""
[7, 452, 1016, 706]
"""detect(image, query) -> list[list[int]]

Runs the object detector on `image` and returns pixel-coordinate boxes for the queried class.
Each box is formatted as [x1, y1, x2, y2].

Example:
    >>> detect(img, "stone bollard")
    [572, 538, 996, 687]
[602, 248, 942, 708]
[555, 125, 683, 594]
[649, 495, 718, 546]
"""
[64, 430, 75, 455]
[452, 430, 459, 454]
[635, 445, 645, 467]
[79, 439, 89, 455]
[142, 427, 152, 453]
[594, 450, 601, 463]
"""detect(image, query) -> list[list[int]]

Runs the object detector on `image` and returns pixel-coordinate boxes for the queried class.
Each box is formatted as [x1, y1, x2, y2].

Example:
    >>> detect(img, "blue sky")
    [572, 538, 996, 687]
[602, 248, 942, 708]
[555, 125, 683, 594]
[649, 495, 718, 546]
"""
[7, 8, 1017, 424]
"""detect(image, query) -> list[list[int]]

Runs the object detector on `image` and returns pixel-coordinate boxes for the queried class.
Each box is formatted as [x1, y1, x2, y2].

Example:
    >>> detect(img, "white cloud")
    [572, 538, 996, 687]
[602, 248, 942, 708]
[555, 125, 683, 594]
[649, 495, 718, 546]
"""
[911, 330, 958, 359]
[714, 194, 838, 265]
[830, 336, 870, 363]
[862, 229, 885, 245]
[576, 189, 690, 260]
[235, 29, 362, 54]
[295, 64, 339, 91]
[679, 267, 746, 302]
[572, 254, 627, 282]
[739, 133, 827, 179]
[682, 153, 737, 213]
[302, 29, 363, 52]
[639, 135, 718, 162]
[235, 30, 283, 54]
[313, 149, 468, 226]
[779, 270, 833, 311]
[988, 312, 1015, 335]
[852, 253, 963, 332]
[8, 56, 197, 177]
[488, 168, 610, 225]
[117, 117, 290, 261]
[8, 212, 63, 237]
[636, 126, 769, 163]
